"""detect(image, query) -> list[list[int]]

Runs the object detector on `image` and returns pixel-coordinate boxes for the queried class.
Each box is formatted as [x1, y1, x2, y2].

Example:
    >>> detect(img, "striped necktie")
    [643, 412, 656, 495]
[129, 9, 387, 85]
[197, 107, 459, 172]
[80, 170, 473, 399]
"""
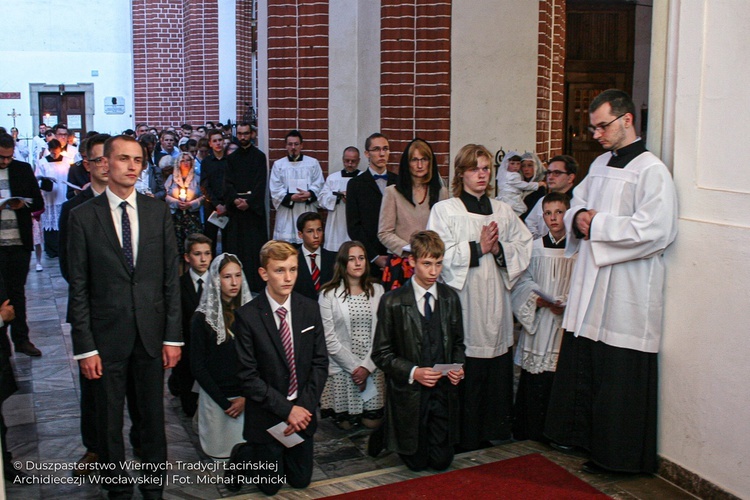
[276, 307, 298, 397]
[310, 253, 320, 292]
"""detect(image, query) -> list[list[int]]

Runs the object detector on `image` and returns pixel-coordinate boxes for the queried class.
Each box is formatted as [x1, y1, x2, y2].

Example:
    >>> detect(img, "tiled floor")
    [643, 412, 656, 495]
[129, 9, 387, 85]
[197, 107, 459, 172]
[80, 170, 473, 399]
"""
[2, 256, 697, 499]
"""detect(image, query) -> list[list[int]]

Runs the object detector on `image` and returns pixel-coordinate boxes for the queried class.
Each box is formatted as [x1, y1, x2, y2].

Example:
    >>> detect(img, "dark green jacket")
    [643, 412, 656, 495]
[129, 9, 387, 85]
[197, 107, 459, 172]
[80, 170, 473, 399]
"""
[372, 280, 465, 454]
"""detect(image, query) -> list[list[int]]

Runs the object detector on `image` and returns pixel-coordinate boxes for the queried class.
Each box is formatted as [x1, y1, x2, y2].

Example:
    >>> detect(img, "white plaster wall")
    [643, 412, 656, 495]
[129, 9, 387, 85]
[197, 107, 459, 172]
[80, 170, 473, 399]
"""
[327, 0, 379, 173]
[0, 1, 133, 137]
[450, 0, 538, 171]
[656, 1, 750, 496]
[218, 0, 238, 124]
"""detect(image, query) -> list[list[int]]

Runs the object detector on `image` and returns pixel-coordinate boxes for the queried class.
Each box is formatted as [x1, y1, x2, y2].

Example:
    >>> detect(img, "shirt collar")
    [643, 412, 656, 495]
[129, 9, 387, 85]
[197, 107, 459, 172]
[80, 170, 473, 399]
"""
[105, 186, 138, 211]
[368, 166, 387, 178]
[265, 288, 292, 314]
[301, 245, 319, 258]
[90, 184, 105, 197]
[288, 153, 304, 162]
[189, 268, 206, 285]
[411, 277, 438, 302]
[548, 232, 566, 246]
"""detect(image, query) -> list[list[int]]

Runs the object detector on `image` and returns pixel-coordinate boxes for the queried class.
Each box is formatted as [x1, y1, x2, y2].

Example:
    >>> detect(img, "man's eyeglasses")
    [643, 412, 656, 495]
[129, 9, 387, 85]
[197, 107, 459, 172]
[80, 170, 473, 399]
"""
[546, 169, 569, 177]
[587, 114, 625, 134]
[89, 156, 104, 164]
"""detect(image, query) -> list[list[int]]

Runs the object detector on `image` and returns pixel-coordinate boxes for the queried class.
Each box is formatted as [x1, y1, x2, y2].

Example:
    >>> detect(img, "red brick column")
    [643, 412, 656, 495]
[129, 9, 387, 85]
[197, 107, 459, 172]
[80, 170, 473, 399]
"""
[132, 0, 220, 128]
[381, 1, 451, 178]
[536, 0, 566, 160]
[264, 0, 329, 171]
[236, 0, 255, 124]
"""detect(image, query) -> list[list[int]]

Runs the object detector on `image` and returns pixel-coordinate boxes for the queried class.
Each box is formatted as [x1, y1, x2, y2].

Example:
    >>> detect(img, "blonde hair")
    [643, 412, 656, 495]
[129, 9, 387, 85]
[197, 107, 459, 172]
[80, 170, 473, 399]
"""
[451, 143, 495, 197]
[259, 240, 298, 268]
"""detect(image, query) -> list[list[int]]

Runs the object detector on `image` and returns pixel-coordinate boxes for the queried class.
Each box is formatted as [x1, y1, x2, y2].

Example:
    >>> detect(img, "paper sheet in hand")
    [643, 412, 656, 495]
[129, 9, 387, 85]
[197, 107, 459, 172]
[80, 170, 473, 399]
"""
[360, 375, 377, 402]
[266, 422, 304, 448]
[207, 211, 229, 229]
[432, 363, 463, 375]
[533, 289, 564, 305]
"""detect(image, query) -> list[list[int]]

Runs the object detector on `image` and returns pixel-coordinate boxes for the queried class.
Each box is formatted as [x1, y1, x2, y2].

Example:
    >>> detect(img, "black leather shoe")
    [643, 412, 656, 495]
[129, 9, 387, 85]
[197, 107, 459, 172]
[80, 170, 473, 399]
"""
[367, 426, 384, 457]
[581, 460, 609, 474]
[15, 341, 42, 357]
[549, 441, 576, 453]
[224, 443, 245, 492]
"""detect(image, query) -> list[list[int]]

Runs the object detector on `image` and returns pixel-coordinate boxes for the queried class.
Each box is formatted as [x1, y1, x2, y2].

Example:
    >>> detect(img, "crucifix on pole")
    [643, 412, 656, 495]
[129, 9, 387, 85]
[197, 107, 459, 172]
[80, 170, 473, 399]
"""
[6, 108, 21, 127]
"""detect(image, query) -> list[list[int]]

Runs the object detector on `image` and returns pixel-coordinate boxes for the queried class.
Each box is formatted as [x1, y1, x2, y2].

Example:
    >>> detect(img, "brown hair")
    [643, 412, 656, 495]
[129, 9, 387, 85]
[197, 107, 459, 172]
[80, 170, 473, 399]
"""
[184, 233, 213, 254]
[219, 254, 243, 341]
[451, 143, 494, 197]
[409, 230, 445, 260]
[259, 240, 298, 268]
[319, 241, 375, 300]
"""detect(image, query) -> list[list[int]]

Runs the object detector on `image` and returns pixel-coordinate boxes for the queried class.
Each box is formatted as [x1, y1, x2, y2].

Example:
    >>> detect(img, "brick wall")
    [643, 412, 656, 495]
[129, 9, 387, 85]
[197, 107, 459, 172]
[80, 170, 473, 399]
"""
[536, 0, 566, 160]
[265, 0, 329, 171]
[381, 1, 451, 178]
[132, 0, 220, 128]
[236, 0, 255, 123]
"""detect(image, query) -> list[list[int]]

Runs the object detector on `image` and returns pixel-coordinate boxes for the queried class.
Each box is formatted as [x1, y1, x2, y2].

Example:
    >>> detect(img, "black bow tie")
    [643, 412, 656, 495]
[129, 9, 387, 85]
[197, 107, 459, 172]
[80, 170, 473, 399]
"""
[341, 170, 359, 178]
[373, 174, 388, 181]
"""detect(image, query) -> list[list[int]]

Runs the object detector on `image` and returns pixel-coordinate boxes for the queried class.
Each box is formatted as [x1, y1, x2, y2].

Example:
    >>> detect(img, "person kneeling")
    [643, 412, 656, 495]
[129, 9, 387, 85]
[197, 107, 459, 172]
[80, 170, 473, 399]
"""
[372, 230, 466, 471]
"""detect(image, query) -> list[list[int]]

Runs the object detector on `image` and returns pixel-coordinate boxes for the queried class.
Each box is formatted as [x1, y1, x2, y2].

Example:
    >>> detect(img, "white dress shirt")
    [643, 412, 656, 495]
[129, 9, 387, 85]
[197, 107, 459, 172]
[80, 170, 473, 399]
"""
[301, 245, 321, 276]
[408, 278, 439, 384]
[189, 268, 207, 293]
[105, 187, 140, 266]
[265, 289, 297, 400]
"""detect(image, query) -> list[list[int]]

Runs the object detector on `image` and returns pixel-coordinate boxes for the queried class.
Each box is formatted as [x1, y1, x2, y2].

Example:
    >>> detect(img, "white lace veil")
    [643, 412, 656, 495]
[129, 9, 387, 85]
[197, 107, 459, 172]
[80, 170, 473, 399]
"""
[496, 149, 519, 195]
[521, 151, 546, 182]
[194, 253, 254, 344]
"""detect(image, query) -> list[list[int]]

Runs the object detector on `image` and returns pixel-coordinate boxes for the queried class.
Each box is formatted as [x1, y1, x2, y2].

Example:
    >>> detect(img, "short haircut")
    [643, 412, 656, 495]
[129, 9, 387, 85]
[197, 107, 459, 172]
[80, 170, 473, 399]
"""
[138, 133, 156, 146]
[343, 146, 360, 156]
[122, 129, 135, 136]
[285, 130, 303, 142]
[410, 230, 445, 260]
[589, 89, 637, 125]
[197, 126, 207, 133]
[181, 123, 193, 132]
[103, 135, 139, 158]
[296, 211, 323, 232]
[52, 123, 68, 133]
[86, 134, 111, 158]
[47, 139, 62, 150]
[542, 191, 571, 209]
[547, 154, 579, 177]
[184, 233, 213, 254]
[84, 130, 99, 139]
[451, 143, 494, 197]
[0, 134, 13, 149]
[365, 132, 387, 151]
[207, 129, 224, 140]
[160, 130, 177, 140]
[508, 154, 523, 162]
[45, 130, 55, 138]
[136, 122, 148, 130]
[259, 240, 298, 268]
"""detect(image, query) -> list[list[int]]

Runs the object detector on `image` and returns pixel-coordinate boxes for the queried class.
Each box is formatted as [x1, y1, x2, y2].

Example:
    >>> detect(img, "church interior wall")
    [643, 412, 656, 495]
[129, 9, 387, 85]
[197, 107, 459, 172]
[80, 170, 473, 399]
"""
[1, 1, 134, 137]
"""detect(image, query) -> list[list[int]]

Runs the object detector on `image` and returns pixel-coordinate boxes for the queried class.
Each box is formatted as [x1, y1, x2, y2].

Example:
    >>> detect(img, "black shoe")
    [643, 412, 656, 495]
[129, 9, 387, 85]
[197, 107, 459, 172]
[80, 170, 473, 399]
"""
[367, 426, 384, 457]
[15, 341, 42, 357]
[581, 460, 609, 475]
[224, 443, 245, 492]
[549, 441, 576, 453]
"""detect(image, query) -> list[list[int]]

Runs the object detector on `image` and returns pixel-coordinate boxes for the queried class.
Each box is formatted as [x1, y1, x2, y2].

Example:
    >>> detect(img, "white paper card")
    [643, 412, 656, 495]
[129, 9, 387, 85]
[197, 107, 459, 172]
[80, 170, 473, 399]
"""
[432, 363, 463, 375]
[207, 211, 229, 229]
[360, 376, 377, 402]
[266, 422, 304, 448]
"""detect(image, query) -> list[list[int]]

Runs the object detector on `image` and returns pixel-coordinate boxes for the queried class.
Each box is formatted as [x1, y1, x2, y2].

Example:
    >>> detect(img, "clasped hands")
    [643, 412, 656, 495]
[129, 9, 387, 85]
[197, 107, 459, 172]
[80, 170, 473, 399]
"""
[414, 367, 465, 387]
[480, 221, 500, 256]
[574, 209, 598, 240]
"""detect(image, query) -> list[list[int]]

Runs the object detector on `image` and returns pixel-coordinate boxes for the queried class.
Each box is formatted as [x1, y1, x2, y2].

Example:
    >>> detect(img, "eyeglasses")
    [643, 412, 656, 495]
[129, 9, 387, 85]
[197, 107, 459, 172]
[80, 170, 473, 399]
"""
[89, 156, 104, 164]
[546, 169, 569, 177]
[409, 157, 429, 164]
[56, 132, 69, 137]
[368, 147, 390, 153]
[587, 114, 625, 134]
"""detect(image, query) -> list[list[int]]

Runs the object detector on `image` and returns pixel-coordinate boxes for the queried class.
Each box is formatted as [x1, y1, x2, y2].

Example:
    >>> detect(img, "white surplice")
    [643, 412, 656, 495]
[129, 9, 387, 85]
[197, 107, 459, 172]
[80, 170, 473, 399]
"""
[269, 155, 325, 243]
[427, 197, 532, 358]
[511, 238, 576, 374]
[318, 170, 355, 252]
[562, 151, 678, 353]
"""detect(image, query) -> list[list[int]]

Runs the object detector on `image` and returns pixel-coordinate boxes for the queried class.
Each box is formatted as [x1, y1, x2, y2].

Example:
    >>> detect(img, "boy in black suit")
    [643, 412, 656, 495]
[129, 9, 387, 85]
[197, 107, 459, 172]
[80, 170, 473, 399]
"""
[229, 240, 328, 494]
[293, 212, 335, 300]
[372, 230, 466, 471]
[169, 233, 213, 416]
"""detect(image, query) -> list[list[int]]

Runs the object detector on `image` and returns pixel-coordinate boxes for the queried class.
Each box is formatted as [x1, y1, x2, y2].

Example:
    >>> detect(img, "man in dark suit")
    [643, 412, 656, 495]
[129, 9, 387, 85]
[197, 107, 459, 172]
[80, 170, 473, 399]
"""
[229, 240, 328, 495]
[293, 212, 335, 300]
[67, 135, 182, 499]
[346, 133, 397, 278]
[200, 129, 228, 255]
[0, 133, 45, 357]
[169, 233, 212, 416]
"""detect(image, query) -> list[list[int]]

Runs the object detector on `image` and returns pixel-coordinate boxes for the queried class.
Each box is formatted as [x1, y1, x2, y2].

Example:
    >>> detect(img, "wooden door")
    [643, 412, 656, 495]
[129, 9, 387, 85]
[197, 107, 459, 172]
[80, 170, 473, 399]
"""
[565, 1, 635, 180]
[39, 92, 87, 139]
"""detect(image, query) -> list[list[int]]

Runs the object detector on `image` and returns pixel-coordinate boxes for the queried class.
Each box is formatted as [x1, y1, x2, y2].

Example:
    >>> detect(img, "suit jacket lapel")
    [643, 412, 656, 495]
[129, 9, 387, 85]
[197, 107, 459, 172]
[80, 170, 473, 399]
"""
[92, 196, 132, 273]
[291, 294, 306, 364]
[401, 282, 423, 342]
[258, 293, 290, 370]
[362, 171, 383, 200]
[135, 194, 151, 272]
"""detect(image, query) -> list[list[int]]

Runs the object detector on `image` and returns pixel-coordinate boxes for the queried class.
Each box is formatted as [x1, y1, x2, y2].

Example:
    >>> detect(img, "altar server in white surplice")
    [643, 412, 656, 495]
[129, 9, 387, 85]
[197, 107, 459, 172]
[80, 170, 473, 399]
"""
[269, 130, 325, 244]
[510, 192, 576, 443]
[318, 147, 361, 252]
[545, 89, 678, 475]
[427, 144, 532, 451]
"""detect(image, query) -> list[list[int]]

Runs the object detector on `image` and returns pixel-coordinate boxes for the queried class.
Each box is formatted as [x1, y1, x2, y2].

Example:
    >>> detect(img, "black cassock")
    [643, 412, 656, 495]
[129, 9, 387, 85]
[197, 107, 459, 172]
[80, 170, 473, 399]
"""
[223, 145, 269, 292]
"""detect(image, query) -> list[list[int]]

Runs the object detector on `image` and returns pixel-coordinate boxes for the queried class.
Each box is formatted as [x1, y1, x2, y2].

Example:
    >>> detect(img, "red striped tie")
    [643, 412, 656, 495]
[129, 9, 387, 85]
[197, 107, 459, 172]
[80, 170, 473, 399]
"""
[276, 307, 298, 397]
[310, 253, 321, 292]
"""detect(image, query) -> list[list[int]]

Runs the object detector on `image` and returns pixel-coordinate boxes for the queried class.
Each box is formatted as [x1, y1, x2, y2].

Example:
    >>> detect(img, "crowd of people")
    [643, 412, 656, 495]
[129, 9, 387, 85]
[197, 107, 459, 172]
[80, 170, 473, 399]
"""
[0, 88, 678, 497]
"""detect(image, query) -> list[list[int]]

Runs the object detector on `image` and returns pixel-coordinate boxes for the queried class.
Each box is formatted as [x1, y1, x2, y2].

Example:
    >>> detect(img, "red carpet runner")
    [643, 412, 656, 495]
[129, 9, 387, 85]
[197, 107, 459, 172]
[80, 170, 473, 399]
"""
[325, 453, 610, 499]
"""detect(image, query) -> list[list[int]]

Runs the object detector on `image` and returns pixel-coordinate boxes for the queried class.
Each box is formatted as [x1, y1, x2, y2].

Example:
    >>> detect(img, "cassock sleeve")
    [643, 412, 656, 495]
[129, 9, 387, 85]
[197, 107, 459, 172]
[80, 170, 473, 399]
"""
[496, 202, 533, 288]
[318, 173, 339, 211]
[268, 160, 288, 210]
[589, 164, 678, 267]
[427, 201, 473, 291]
[525, 198, 545, 239]
[308, 160, 325, 198]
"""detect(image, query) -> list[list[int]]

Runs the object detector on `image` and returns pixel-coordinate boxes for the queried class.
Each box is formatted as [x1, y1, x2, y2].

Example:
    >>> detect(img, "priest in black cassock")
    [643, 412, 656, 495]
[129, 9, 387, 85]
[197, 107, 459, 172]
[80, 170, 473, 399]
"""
[223, 122, 269, 292]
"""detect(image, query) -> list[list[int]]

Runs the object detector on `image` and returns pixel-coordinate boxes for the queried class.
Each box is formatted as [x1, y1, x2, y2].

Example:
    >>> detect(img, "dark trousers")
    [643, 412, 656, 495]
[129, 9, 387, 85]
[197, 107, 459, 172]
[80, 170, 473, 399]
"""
[80, 371, 141, 454]
[0, 246, 31, 345]
[169, 353, 198, 416]
[399, 386, 453, 471]
[43, 229, 59, 258]
[460, 352, 514, 449]
[234, 437, 314, 495]
[95, 338, 165, 498]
